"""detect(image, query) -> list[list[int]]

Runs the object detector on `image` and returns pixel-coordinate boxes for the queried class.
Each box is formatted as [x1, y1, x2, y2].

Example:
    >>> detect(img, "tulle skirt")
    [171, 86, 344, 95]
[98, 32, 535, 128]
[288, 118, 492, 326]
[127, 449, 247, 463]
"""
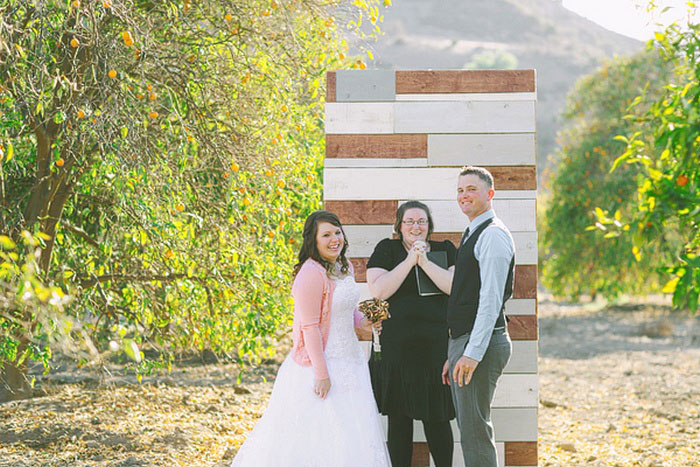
[231, 352, 391, 467]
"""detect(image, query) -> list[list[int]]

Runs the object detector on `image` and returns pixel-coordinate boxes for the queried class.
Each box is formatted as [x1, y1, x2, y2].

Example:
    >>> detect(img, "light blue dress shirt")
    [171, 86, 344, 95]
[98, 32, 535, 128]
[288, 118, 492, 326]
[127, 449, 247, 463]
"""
[461, 209, 515, 362]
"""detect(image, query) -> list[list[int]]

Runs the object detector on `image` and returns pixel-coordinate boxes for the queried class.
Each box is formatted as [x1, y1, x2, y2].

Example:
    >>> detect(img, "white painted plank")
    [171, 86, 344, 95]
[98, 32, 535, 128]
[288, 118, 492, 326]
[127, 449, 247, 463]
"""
[423, 199, 536, 233]
[428, 134, 536, 166]
[409, 412, 537, 444]
[505, 299, 537, 316]
[498, 442, 506, 467]
[325, 103, 394, 134]
[344, 226, 536, 264]
[324, 158, 429, 168]
[493, 408, 538, 441]
[394, 101, 535, 134]
[512, 232, 537, 265]
[344, 225, 394, 257]
[503, 341, 538, 374]
[324, 167, 535, 200]
[396, 92, 536, 101]
[493, 375, 539, 408]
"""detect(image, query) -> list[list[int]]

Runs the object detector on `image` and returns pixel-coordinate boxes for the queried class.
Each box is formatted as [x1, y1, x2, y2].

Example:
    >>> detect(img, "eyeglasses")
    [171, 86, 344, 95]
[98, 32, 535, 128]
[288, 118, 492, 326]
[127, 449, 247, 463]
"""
[402, 219, 429, 226]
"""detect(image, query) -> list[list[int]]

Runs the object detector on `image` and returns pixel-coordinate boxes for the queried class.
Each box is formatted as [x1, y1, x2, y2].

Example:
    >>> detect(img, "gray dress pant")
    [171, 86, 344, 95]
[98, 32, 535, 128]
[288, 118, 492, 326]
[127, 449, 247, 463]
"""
[447, 329, 512, 467]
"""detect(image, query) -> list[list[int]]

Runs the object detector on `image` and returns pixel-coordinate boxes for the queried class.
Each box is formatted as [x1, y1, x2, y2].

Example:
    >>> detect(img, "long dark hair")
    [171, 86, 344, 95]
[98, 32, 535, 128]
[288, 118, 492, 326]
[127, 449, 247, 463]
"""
[393, 200, 434, 241]
[292, 210, 350, 278]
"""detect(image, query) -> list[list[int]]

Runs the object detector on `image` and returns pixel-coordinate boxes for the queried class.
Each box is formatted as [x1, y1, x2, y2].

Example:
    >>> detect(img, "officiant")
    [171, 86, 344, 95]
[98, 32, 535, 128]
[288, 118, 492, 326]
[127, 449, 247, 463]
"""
[365, 200, 456, 467]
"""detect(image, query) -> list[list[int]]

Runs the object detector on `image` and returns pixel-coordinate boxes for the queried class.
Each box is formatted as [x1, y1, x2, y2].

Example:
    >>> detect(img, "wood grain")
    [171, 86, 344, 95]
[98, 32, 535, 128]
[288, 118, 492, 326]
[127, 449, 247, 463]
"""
[508, 315, 538, 340]
[396, 70, 536, 94]
[326, 71, 336, 103]
[411, 442, 430, 467]
[324, 200, 398, 224]
[513, 264, 537, 299]
[505, 441, 538, 466]
[325, 134, 427, 159]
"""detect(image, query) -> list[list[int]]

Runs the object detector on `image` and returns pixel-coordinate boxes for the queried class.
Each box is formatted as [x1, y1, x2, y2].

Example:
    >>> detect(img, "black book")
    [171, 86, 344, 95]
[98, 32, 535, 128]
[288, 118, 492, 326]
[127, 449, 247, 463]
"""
[415, 251, 448, 296]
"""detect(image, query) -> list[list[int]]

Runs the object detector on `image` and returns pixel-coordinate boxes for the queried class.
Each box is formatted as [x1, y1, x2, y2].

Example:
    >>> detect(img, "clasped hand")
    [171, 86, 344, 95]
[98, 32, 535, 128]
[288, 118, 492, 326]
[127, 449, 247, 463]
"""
[407, 240, 429, 267]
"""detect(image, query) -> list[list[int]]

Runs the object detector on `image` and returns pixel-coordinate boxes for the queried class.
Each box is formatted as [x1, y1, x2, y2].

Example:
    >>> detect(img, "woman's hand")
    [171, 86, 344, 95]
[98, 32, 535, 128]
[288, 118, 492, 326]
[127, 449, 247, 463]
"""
[413, 240, 429, 268]
[314, 378, 331, 399]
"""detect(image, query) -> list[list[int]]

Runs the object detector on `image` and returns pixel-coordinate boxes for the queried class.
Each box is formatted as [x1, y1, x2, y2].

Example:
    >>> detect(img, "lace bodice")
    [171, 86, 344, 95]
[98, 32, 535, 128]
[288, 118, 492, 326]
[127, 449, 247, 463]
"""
[324, 275, 363, 362]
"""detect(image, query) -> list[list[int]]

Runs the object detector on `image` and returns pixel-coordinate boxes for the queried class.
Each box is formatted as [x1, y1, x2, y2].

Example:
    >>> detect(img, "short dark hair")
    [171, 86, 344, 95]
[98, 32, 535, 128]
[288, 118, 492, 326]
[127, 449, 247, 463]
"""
[394, 200, 434, 241]
[459, 166, 494, 189]
[293, 210, 350, 277]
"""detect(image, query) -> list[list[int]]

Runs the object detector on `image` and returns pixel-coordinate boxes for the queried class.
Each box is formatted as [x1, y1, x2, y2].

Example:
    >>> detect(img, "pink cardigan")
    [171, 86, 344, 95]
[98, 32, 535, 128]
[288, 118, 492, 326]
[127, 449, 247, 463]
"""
[291, 259, 364, 379]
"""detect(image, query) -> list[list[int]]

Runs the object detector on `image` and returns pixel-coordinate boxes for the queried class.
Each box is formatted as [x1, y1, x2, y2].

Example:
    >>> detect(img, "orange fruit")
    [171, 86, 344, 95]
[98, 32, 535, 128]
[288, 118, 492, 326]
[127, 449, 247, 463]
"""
[223, 171, 230, 178]
[231, 162, 240, 172]
[264, 169, 272, 177]
[677, 175, 689, 187]
[108, 69, 117, 79]
[176, 203, 185, 212]
[225, 13, 233, 21]
[187, 135, 194, 143]
[238, 187, 246, 194]
[267, 231, 275, 239]
[149, 92, 156, 101]
[136, 94, 143, 99]
[165, 249, 175, 259]
[77, 110, 85, 119]
[242, 198, 251, 206]
[289, 238, 295, 244]
[271, 1, 278, 8]
[338, 53, 345, 60]
[281, 105, 288, 113]
[146, 84, 153, 91]
[122, 31, 134, 46]
[70, 38, 79, 48]
[72, 0, 80, 7]
[149, 111, 158, 119]
[277, 180, 285, 188]
[56, 158, 65, 167]
[103, 0, 112, 7]
[263, 9, 271, 16]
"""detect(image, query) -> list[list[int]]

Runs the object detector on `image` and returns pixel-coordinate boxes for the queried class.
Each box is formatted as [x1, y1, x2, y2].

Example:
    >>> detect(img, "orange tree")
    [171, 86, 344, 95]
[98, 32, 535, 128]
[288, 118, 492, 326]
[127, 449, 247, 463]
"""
[595, 20, 699, 312]
[540, 49, 679, 300]
[0, 0, 385, 401]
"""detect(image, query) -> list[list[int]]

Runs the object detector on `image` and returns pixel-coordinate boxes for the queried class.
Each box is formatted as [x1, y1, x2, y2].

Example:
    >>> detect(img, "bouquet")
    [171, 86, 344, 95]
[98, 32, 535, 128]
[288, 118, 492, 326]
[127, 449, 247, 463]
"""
[358, 298, 390, 360]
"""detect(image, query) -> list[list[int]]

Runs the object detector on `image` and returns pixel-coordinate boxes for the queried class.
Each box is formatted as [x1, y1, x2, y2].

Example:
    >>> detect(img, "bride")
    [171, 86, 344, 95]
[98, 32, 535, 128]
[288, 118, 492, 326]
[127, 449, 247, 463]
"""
[231, 210, 392, 467]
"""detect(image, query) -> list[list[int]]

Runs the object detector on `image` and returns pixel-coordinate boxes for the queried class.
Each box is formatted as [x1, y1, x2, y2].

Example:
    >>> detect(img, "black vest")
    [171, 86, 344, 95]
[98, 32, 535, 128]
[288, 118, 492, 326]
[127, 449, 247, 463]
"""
[447, 218, 515, 338]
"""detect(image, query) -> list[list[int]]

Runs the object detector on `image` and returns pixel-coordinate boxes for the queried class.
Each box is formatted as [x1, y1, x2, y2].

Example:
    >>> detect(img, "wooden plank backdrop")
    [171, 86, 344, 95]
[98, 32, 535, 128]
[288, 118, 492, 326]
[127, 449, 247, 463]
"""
[324, 70, 538, 467]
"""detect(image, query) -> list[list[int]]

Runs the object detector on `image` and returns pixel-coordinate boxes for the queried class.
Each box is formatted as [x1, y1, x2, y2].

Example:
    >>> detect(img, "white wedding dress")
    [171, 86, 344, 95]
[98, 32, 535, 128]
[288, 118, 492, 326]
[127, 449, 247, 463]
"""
[231, 275, 391, 467]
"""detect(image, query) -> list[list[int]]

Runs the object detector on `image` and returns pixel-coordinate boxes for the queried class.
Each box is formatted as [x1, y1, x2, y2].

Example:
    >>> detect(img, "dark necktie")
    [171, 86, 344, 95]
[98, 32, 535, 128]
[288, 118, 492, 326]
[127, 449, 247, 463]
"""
[460, 227, 470, 246]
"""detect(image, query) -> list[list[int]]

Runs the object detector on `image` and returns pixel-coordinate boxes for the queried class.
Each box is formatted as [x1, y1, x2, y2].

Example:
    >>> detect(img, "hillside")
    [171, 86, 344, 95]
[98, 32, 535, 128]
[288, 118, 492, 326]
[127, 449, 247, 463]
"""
[355, 0, 643, 175]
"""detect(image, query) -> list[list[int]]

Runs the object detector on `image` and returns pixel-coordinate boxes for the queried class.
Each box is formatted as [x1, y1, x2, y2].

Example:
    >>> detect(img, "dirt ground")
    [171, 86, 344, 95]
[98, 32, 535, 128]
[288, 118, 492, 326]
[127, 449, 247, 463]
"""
[1, 297, 699, 467]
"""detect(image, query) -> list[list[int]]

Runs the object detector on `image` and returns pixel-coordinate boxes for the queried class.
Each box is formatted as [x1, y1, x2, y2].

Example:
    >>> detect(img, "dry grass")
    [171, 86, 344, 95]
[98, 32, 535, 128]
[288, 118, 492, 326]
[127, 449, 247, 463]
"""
[1, 301, 698, 467]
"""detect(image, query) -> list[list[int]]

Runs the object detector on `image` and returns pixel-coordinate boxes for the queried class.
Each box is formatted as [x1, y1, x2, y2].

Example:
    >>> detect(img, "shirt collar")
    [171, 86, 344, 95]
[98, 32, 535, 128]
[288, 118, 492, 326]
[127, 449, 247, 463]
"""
[467, 209, 495, 234]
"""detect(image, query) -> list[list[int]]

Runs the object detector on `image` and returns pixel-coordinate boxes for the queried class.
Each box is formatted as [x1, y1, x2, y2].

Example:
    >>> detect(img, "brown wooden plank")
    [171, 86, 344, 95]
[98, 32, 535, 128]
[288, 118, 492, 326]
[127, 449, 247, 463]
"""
[513, 264, 537, 299]
[505, 441, 538, 466]
[487, 166, 537, 190]
[353, 259, 536, 296]
[326, 134, 428, 159]
[396, 70, 536, 94]
[429, 232, 461, 247]
[324, 200, 398, 224]
[326, 71, 336, 103]
[350, 257, 368, 282]
[411, 442, 430, 467]
[507, 315, 538, 340]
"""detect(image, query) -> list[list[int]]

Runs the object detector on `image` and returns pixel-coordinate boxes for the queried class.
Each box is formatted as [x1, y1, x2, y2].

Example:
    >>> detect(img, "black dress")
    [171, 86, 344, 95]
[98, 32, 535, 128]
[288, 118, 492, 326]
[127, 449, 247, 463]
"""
[367, 238, 456, 421]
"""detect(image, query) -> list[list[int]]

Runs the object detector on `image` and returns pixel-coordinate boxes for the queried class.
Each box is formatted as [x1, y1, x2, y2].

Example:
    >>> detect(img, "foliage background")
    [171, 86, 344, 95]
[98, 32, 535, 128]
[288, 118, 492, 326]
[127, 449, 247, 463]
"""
[0, 0, 386, 397]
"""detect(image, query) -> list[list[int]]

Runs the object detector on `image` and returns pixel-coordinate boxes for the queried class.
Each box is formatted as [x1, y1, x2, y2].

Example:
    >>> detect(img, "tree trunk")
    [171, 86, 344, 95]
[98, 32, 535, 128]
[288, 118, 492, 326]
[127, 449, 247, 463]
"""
[0, 358, 31, 403]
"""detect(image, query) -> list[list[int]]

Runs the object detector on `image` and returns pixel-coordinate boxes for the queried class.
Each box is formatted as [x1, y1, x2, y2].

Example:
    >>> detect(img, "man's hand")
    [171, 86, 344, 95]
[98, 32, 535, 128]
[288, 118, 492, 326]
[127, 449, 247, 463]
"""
[441, 359, 451, 385]
[452, 356, 479, 387]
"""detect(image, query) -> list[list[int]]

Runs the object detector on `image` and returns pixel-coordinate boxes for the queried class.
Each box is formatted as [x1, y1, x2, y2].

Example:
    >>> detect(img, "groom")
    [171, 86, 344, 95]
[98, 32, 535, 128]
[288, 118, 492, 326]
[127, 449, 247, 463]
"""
[442, 166, 515, 466]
